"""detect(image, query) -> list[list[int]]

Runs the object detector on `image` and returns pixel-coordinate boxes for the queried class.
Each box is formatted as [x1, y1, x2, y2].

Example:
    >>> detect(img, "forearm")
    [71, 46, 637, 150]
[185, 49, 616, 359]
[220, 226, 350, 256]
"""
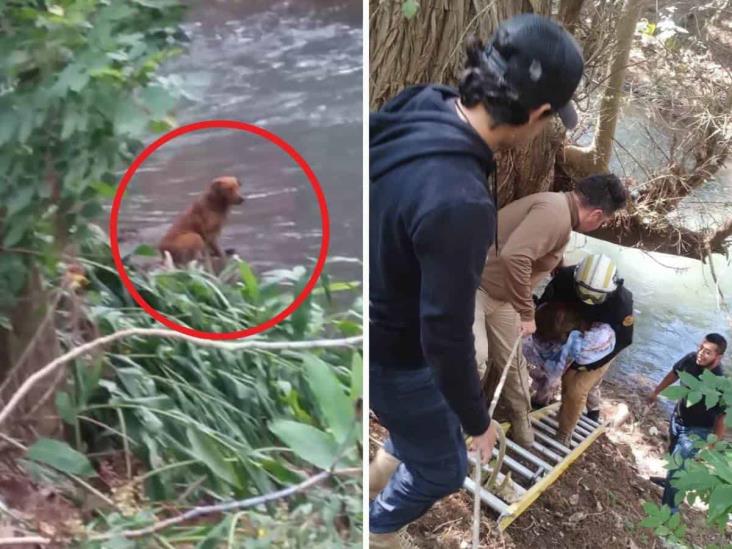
[713, 414, 726, 440]
[500, 256, 534, 320]
[652, 370, 679, 397]
[430, 348, 490, 436]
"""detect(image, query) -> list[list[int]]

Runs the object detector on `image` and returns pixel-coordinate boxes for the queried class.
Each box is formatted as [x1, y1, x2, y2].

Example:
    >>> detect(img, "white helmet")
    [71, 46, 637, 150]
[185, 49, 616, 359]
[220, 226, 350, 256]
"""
[573, 254, 618, 305]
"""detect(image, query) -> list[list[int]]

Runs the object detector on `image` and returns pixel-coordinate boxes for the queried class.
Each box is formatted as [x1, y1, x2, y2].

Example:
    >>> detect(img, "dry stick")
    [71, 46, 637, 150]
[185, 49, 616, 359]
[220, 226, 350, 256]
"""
[0, 328, 362, 429]
[0, 536, 51, 546]
[86, 466, 361, 542]
[472, 334, 522, 549]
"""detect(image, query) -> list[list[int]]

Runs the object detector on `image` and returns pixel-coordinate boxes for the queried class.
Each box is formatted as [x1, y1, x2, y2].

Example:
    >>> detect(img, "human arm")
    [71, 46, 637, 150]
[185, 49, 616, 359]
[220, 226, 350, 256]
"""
[713, 413, 726, 441]
[647, 369, 679, 405]
[498, 203, 566, 322]
[413, 200, 494, 436]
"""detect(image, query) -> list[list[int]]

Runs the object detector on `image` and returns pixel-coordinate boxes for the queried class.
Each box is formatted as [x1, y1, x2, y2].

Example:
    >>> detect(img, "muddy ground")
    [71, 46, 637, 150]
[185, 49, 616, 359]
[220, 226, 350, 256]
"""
[369, 378, 731, 548]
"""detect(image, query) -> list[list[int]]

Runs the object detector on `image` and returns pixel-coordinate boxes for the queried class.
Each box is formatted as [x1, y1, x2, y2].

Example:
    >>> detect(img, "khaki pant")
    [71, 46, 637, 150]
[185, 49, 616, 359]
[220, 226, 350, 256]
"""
[473, 289, 532, 426]
[586, 379, 603, 411]
[557, 361, 611, 440]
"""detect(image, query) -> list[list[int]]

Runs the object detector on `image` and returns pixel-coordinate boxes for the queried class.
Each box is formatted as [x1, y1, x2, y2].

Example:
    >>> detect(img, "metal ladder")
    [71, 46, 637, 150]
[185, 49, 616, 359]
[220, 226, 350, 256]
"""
[463, 402, 605, 531]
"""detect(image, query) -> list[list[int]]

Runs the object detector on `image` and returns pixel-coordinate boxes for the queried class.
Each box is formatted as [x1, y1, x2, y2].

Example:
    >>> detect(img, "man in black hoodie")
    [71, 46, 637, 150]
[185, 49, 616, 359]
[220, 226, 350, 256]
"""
[369, 14, 584, 546]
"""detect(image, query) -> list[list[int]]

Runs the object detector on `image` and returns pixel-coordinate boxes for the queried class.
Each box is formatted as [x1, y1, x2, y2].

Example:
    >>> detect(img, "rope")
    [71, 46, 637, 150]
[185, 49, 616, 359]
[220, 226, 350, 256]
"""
[472, 334, 522, 549]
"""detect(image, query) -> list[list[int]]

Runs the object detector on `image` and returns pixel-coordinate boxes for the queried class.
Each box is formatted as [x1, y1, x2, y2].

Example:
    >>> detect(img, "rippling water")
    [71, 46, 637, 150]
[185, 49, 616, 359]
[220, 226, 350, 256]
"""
[118, 1, 362, 281]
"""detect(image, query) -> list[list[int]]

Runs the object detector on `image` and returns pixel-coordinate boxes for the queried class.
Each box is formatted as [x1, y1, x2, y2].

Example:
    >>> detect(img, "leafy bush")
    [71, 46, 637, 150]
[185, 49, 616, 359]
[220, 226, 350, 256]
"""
[640, 371, 732, 546]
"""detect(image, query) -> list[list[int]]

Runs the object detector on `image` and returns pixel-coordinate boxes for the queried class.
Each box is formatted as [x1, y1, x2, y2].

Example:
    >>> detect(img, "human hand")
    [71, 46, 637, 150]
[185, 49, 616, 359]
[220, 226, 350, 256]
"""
[646, 391, 658, 406]
[521, 319, 537, 336]
[470, 421, 498, 459]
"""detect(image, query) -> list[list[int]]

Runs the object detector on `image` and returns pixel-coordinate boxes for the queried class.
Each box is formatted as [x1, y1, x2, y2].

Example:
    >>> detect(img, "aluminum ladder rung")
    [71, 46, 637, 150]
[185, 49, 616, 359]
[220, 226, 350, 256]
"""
[464, 477, 510, 515]
[532, 418, 580, 449]
[542, 416, 588, 441]
[531, 441, 564, 463]
[504, 438, 553, 472]
[532, 426, 572, 454]
[489, 450, 543, 482]
[463, 404, 606, 532]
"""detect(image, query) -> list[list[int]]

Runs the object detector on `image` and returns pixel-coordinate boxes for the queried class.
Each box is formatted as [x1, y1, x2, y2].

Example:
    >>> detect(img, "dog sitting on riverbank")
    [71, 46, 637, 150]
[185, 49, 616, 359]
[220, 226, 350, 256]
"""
[158, 176, 244, 268]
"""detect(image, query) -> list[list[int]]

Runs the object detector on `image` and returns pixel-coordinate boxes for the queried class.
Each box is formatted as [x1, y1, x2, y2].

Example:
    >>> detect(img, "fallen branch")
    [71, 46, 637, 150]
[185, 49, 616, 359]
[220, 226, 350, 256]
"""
[707, 217, 732, 252]
[87, 466, 361, 541]
[0, 328, 362, 429]
[0, 537, 50, 546]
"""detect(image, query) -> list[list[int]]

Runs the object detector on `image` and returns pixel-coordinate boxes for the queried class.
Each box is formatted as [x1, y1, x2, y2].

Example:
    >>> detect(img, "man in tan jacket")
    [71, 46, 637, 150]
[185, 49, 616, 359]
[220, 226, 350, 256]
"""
[474, 173, 628, 448]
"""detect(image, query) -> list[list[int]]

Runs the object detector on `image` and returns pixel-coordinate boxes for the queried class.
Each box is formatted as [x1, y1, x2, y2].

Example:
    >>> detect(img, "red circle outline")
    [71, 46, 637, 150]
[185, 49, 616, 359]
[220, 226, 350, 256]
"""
[109, 119, 330, 340]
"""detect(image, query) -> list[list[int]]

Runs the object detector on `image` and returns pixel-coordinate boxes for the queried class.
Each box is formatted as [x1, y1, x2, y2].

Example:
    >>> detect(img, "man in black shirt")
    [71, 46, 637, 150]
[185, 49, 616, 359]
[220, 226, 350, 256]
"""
[536, 254, 633, 443]
[648, 333, 727, 513]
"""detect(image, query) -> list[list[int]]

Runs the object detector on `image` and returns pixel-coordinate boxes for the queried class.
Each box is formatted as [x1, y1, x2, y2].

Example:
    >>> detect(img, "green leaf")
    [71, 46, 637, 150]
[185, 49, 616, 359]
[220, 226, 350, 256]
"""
[640, 514, 664, 528]
[80, 201, 103, 219]
[708, 485, 732, 519]
[138, 85, 176, 118]
[661, 385, 688, 400]
[55, 392, 77, 425]
[239, 261, 260, 302]
[678, 371, 702, 391]
[90, 181, 117, 199]
[700, 368, 725, 390]
[666, 511, 681, 530]
[0, 110, 18, 146]
[258, 457, 304, 485]
[148, 117, 176, 133]
[3, 216, 31, 248]
[303, 355, 354, 443]
[133, 244, 158, 257]
[186, 427, 242, 489]
[269, 420, 338, 470]
[703, 391, 720, 410]
[26, 438, 95, 477]
[686, 390, 703, 407]
[195, 515, 232, 549]
[351, 352, 363, 400]
[402, 0, 419, 19]
[113, 99, 148, 136]
[5, 186, 35, 216]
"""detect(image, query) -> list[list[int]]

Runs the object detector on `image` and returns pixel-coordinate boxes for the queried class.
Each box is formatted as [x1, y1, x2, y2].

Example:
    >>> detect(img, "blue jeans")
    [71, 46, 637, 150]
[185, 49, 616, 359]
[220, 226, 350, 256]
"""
[661, 414, 711, 513]
[369, 362, 468, 533]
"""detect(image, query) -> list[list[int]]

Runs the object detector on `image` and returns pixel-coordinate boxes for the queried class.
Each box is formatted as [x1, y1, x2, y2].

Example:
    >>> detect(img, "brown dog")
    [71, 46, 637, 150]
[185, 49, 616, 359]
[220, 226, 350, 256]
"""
[158, 176, 244, 267]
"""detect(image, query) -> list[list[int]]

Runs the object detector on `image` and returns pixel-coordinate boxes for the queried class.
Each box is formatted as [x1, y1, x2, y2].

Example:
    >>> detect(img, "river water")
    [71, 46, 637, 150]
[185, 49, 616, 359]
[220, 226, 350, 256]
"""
[569, 103, 732, 387]
[117, 0, 363, 283]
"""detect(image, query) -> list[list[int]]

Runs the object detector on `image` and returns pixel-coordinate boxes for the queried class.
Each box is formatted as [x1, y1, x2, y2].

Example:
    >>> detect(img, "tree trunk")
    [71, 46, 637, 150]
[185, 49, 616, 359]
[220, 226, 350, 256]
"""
[0, 267, 64, 437]
[562, 0, 645, 178]
[559, 0, 585, 32]
[370, 0, 560, 204]
[369, 0, 534, 110]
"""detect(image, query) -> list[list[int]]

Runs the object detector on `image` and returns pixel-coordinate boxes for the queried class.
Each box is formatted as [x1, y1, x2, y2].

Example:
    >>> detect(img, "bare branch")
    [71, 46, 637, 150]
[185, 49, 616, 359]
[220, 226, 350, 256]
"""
[0, 329, 362, 429]
[87, 466, 361, 541]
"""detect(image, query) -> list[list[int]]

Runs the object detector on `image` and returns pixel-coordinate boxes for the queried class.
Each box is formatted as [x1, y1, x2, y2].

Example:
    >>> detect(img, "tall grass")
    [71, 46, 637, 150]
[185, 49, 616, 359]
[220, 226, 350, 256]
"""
[29, 236, 363, 547]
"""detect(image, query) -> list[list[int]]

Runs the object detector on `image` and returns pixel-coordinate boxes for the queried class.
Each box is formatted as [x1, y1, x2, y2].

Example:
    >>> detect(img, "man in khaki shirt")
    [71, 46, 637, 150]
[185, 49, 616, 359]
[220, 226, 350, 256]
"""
[474, 173, 628, 448]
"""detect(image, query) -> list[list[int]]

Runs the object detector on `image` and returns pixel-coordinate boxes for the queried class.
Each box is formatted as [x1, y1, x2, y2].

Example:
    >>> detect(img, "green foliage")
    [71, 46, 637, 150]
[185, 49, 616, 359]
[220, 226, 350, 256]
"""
[643, 371, 732, 544]
[26, 437, 96, 477]
[0, 0, 187, 324]
[64, 236, 362, 545]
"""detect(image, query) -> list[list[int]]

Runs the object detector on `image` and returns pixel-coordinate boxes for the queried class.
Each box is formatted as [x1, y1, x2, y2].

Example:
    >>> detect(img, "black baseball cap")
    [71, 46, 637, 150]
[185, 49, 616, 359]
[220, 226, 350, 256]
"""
[483, 14, 584, 129]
